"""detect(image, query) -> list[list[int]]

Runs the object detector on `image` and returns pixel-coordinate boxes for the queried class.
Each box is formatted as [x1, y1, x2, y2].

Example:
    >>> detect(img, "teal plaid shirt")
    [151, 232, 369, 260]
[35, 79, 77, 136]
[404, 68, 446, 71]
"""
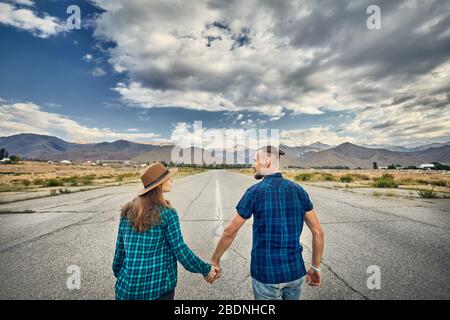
[113, 206, 211, 300]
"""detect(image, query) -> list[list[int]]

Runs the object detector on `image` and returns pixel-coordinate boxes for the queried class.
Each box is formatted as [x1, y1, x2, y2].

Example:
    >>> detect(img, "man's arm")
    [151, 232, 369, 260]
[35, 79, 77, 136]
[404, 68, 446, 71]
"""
[211, 213, 247, 266]
[304, 209, 324, 286]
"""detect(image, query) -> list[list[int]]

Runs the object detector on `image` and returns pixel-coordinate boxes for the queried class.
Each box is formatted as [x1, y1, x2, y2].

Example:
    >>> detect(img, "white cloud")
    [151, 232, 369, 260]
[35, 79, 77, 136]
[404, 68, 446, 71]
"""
[0, 102, 160, 143]
[345, 104, 450, 146]
[170, 122, 251, 149]
[88, 0, 450, 147]
[91, 67, 106, 77]
[83, 54, 93, 62]
[0, 2, 66, 38]
[90, 0, 335, 116]
[10, 0, 34, 7]
[343, 61, 450, 146]
[281, 127, 353, 147]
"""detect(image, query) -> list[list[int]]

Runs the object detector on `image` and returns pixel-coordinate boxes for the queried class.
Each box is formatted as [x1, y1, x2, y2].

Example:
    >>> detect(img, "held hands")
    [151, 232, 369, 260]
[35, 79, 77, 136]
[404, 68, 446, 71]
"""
[203, 261, 222, 284]
[306, 267, 321, 287]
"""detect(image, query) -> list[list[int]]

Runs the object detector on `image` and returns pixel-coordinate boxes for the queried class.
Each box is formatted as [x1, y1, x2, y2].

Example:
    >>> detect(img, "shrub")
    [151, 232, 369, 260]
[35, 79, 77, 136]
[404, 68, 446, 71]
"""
[321, 173, 336, 181]
[22, 179, 31, 187]
[372, 174, 398, 188]
[340, 174, 354, 183]
[417, 188, 437, 199]
[81, 175, 94, 185]
[44, 178, 64, 187]
[295, 173, 313, 181]
[61, 176, 79, 186]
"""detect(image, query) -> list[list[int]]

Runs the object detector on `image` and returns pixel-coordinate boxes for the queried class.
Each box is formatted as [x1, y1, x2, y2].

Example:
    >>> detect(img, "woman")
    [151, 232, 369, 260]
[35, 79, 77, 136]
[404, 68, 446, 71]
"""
[112, 162, 218, 300]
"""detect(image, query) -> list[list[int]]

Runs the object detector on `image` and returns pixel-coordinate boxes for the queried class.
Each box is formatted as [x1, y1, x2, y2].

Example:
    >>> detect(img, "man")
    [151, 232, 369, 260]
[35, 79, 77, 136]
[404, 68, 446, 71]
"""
[211, 146, 324, 300]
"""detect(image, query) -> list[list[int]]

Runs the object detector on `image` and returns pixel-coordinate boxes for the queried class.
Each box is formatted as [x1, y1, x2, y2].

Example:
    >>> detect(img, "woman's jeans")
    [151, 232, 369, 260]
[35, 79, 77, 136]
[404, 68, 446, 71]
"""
[252, 277, 304, 300]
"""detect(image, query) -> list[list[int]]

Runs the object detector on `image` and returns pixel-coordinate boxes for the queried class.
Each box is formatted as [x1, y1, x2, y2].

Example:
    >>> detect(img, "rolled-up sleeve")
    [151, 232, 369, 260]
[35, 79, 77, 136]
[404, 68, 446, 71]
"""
[163, 209, 211, 276]
[236, 189, 255, 219]
[301, 189, 313, 212]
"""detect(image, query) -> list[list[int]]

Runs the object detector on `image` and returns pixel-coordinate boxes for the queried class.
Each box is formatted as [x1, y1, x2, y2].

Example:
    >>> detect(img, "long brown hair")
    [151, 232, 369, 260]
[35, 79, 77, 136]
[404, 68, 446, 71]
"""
[121, 185, 172, 232]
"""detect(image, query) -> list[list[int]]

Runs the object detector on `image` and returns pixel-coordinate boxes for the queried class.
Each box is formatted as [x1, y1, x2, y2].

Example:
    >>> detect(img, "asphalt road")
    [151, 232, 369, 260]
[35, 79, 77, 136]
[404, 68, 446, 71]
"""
[0, 170, 449, 300]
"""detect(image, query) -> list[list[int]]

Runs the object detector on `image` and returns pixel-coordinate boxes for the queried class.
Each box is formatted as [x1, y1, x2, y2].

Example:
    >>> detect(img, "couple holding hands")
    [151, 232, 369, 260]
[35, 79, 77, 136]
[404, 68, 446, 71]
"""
[112, 146, 324, 300]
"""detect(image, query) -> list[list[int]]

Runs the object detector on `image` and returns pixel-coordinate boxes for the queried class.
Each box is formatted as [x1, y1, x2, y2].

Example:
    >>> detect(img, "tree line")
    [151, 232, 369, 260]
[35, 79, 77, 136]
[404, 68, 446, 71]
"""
[0, 148, 20, 163]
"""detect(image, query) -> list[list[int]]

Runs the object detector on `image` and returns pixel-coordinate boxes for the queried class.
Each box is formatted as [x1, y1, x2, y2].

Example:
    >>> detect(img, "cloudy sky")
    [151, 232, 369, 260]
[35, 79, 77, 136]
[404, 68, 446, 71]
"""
[0, 0, 449, 147]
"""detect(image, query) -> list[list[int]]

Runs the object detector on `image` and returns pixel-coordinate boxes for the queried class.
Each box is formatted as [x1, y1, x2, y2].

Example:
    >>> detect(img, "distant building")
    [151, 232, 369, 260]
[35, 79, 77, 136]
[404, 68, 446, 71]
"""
[0, 157, 11, 164]
[96, 160, 130, 164]
[95, 160, 135, 167]
[419, 163, 435, 169]
[60, 160, 72, 165]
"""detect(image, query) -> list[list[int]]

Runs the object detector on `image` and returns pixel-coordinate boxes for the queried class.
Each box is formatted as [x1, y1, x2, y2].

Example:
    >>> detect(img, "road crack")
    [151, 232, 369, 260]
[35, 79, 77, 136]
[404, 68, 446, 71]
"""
[181, 175, 214, 219]
[38, 193, 117, 212]
[321, 219, 405, 225]
[301, 242, 370, 300]
[0, 213, 100, 253]
[317, 192, 449, 231]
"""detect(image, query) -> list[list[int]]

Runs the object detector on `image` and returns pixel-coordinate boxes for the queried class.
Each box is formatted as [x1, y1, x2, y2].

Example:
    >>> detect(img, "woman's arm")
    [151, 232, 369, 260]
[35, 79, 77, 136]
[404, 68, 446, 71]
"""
[164, 209, 211, 276]
[112, 218, 125, 278]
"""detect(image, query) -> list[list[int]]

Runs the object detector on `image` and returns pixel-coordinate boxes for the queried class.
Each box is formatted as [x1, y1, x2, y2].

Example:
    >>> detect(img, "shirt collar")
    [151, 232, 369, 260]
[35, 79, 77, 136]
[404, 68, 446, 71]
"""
[263, 172, 282, 179]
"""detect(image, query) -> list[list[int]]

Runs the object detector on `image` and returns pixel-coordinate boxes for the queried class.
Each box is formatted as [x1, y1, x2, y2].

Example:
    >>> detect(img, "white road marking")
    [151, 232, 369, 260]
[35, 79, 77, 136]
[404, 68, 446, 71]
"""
[213, 177, 227, 259]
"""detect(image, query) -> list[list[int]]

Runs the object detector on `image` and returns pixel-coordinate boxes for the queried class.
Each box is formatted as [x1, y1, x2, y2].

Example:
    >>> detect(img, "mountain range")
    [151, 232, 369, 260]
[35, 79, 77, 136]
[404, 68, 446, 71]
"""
[1, 133, 449, 169]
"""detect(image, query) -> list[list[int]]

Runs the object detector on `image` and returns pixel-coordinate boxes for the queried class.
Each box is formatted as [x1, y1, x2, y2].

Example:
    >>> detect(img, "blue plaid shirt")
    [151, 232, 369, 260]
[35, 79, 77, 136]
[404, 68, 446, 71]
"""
[236, 173, 313, 284]
[112, 207, 211, 300]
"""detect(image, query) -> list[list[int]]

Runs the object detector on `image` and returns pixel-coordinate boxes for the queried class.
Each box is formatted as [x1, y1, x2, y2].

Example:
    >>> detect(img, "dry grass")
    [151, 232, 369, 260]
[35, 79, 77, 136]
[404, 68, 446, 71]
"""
[0, 161, 206, 192]
[283, 169, 450, 198]
[284, 169, 449, 187]
[372, 190, 398, 197]
[233, 168, 450, 197]
[172, 167, 207, 178]
[234, 167, 449, 182]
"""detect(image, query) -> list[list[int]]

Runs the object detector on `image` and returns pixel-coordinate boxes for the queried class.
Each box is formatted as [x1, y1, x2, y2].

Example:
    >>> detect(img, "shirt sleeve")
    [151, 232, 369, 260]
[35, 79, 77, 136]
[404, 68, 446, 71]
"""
[301, 189, 314, 212]
[112, 218, 126, 278]
[236, 189, 255, 219]
[163, 208, 211, 276]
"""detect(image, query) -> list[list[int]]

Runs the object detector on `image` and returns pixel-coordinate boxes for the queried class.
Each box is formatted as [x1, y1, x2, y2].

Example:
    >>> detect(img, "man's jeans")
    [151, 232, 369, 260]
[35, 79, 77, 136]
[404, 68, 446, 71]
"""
[252, 277, 305, 300]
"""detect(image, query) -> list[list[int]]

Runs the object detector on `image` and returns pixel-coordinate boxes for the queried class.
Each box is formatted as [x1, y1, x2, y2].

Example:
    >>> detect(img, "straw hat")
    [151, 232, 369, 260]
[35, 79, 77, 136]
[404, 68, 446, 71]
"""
[137, 162, 178, 196]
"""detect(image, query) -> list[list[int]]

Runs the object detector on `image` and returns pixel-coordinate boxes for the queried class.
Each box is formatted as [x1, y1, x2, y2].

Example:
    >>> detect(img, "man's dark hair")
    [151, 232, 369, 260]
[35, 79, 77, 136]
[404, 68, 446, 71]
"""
[257, 145, 285, 156]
